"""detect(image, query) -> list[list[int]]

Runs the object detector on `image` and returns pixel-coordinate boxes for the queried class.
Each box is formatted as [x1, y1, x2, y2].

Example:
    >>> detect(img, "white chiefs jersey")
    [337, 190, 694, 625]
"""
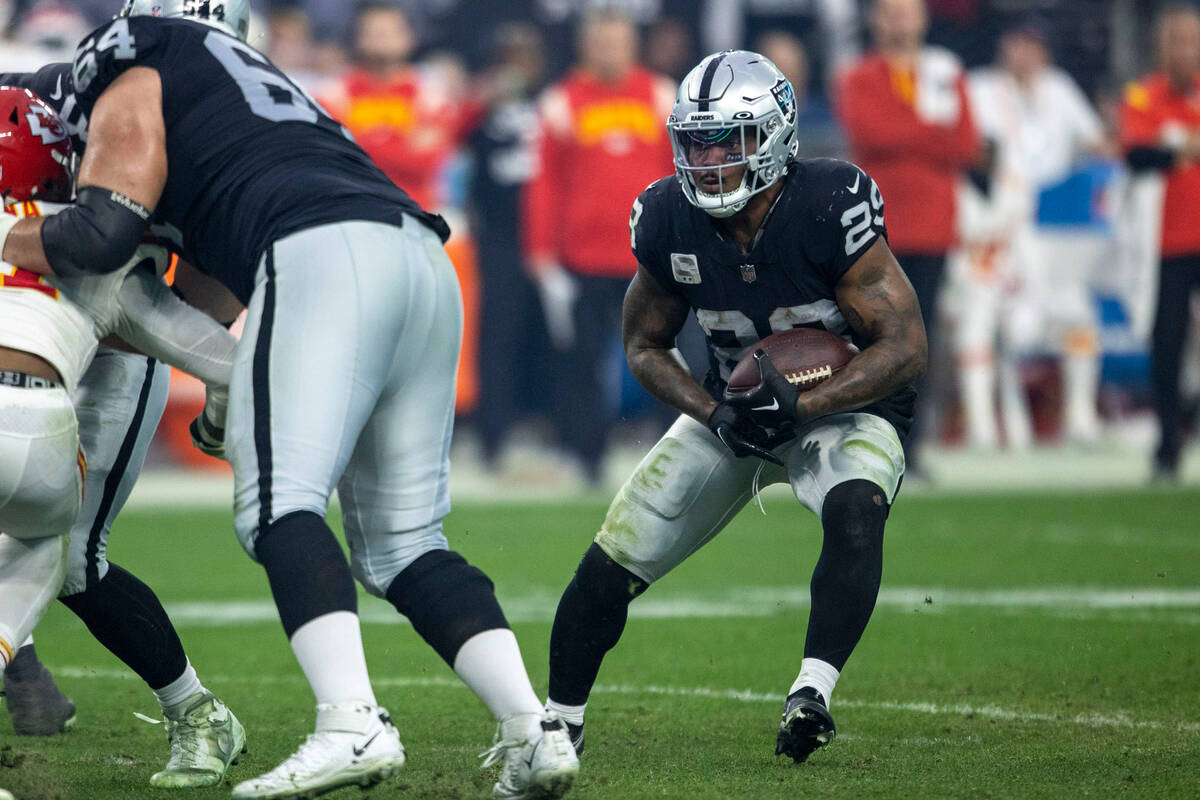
[0, 200, 98, 393]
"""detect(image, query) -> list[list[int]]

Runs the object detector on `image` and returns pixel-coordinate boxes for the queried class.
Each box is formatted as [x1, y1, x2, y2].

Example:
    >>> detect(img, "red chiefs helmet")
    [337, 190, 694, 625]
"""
[0, 86, 72, 203]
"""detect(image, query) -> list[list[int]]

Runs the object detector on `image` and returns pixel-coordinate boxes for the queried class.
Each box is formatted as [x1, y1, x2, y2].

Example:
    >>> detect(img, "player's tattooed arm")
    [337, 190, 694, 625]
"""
[623, 265, 717, 424]
[794, 238, 927, 421]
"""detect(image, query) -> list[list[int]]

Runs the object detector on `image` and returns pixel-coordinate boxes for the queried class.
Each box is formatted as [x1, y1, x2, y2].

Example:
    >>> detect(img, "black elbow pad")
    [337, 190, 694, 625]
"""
[41, 186, 151, 278]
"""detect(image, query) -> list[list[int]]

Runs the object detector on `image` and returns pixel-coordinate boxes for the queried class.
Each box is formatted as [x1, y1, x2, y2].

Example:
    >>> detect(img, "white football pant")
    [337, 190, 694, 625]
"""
[227, 219, 460, 596]
[594, 412, 905, 584]
[0, 384, 81, 664]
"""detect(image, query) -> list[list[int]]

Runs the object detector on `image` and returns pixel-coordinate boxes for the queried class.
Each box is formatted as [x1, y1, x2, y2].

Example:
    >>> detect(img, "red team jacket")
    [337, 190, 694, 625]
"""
[523, 66, 675, 277]
[1120, 73, 1200, 257]
[321, 66, 481, 211]
[837, 53, 979, 255]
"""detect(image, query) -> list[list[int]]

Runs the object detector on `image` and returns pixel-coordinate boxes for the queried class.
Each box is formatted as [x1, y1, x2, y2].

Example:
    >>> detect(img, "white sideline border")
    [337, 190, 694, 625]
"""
[52, 666, 1200, 735]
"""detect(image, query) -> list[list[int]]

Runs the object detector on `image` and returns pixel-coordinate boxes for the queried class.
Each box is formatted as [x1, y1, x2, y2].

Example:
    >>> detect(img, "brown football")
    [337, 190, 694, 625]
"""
[725, 328, 859, 395]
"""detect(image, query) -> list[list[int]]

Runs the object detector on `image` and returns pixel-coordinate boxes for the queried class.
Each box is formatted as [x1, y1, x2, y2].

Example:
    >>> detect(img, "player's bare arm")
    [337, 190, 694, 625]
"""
[797, 238, 926, 421]
[173, 259, 246, 326]
[623, 265, 717, 425]
[1, 67, 166, 275]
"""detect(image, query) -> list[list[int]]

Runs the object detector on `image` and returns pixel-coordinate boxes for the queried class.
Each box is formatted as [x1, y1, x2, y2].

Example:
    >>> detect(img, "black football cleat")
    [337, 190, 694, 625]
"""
[775, 686, 835, 763]
[565, 720, 585, 756]
[3, 646, 76, 736]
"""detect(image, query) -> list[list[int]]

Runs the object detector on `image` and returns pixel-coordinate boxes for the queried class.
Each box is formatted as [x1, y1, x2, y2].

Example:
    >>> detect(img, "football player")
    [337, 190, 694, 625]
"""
[544, 51, 926, 763]
[0, 2, 578, 798]
[0, 84, 246, 781]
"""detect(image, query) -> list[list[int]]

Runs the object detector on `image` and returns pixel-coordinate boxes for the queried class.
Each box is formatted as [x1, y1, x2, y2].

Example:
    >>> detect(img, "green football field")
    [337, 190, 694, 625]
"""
[3, 490, 1198, 799]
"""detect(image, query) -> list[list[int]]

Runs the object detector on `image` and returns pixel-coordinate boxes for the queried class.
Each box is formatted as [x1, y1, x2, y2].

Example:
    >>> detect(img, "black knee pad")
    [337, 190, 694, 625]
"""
[256, 511, 356, 638]
[575, 543, 648, 607]
[821, 480, 889, 553]
[385, 549, 509, 667]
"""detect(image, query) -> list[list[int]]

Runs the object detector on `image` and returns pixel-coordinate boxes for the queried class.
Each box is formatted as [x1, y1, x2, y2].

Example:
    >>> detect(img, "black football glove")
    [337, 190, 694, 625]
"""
[706, 402, 783, 465]
[725, 350, 802, 429]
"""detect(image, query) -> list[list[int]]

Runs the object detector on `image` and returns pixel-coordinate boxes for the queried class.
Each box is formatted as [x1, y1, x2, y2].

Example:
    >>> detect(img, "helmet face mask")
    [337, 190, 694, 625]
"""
[120, 0, 251, 42]
[669, 50, 799, 218]
[0, 86, 73, 203]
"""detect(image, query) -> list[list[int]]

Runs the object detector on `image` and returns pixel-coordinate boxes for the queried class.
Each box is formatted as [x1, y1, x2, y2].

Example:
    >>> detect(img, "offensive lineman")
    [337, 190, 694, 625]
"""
[0, 2, 578, 798]
[0, 61, 251, 790]
[0, 84, 245, 781]
[544, 51, 926, 762]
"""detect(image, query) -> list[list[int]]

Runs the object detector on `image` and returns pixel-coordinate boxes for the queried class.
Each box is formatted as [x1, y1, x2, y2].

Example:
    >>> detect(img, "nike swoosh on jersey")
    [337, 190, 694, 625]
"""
[49, 75, 63, 101]
[752, 399, 781, 412]
[352, 730, 381, 757]
[847, 173, 861, 194]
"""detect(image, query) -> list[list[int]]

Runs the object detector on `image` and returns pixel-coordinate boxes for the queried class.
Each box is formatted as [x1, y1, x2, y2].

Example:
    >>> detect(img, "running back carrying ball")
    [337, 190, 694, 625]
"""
[725, 328, 859, 395]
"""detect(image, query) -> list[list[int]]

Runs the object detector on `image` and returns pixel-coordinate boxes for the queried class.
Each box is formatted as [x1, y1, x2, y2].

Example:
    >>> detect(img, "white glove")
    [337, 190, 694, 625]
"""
[535, 264, 578, 351]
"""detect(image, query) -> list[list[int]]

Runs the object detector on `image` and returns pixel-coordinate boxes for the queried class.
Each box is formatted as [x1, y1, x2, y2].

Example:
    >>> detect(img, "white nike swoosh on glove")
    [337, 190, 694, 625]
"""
[752, 399, 780, 412]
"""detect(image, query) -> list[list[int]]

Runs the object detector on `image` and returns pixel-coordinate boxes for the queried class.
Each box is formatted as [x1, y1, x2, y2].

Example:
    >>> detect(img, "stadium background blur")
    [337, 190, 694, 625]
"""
[1, 0, 1195, 491]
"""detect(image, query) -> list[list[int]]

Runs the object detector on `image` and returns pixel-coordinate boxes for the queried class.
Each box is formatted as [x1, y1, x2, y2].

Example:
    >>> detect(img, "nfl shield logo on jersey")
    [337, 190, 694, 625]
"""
[740, 264, 757, 284]
[670, 253, 702, 284]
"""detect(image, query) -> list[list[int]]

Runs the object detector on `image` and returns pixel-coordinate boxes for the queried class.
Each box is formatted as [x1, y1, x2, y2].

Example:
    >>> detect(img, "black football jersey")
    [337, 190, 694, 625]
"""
[65, 16, 448, 304]
[631, 158, 916, 438]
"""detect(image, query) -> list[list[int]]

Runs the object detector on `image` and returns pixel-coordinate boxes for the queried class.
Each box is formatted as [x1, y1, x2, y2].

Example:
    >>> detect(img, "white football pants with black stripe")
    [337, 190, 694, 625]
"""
[0, 384, 81, 664]
[227, 218, 460, 596]
[60, 348, 170, 596]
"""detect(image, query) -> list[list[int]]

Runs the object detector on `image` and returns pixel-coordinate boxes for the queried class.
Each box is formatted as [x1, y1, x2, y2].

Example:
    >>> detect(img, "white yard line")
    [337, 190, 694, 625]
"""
[153, 586, 1200, 628]
[51, 667, 1200, 734]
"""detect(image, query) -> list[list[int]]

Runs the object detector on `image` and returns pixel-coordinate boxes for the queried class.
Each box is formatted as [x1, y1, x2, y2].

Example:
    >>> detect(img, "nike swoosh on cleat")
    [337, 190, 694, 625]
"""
[752, 399, 780, 412]
[353, 731, 381, 757]
[847, 173, 860, 194]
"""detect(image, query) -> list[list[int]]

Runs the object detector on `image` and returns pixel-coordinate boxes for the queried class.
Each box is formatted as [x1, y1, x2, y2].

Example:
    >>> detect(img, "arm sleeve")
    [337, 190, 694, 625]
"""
[112, 264, 238, 389]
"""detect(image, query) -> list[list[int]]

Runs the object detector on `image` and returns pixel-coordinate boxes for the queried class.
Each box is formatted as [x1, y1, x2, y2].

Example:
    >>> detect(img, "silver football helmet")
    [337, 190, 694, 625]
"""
[120, 0, 250, 42]
[669, 50, 799, 218]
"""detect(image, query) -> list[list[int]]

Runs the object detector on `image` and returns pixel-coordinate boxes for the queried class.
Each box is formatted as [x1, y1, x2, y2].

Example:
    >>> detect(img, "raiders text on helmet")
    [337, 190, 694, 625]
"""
[669, 50, 799, 218]
[120, 0, 250, 42]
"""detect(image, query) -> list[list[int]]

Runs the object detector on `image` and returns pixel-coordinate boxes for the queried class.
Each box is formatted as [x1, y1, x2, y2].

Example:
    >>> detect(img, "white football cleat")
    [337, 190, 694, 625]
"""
[481, 711, 579, 800]
[232, 703, 404, 800]
[149, 690, 246, 787]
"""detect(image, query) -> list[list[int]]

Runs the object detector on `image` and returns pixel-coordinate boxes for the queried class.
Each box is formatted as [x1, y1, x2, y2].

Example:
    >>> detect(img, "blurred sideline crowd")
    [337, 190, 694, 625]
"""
[1, 0, 1197, 484]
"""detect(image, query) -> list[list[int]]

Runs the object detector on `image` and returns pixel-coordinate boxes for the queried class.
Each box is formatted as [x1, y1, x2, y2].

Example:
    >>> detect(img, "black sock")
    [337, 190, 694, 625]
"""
[59, 563, 189, 690]
[804, 480, 888, 670]
[385, 549, 509, 666]
[548, 543, 647, 707]
[4, 644, 46, 681]
[256, 511, 356, 639]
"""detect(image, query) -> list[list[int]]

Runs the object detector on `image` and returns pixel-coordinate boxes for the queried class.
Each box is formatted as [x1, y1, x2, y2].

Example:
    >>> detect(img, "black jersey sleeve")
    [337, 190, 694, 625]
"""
[800, 159, 888, 286]
[69, 17, 166, 116]
[630, 177, 681, 292]
[0, 63, 70, 107]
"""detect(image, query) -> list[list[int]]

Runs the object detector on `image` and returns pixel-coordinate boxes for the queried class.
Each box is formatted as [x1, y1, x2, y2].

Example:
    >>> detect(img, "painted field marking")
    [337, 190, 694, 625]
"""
[52, 667, 1200, 734]
[154, 586, 1200, 628]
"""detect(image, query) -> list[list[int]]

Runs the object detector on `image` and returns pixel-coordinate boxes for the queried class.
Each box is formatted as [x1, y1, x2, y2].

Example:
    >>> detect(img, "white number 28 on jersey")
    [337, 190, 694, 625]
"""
[840, 177, 884, 257]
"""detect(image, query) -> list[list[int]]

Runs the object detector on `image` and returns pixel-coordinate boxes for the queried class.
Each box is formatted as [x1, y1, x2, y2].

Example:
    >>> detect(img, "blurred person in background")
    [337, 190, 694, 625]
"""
[522, 9, 674, 485]
[702, 0, 859, 103]
[755, 30, 810, 109]
[837, 0, 980, 475]
[644, 16, 695, 83]
[1121, 2, 1200, 481]
[956, 16, 1109, 449]
[265, 4, 328, 92]
[468, 23, 550, 470]
[320, 1, 479, 212]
